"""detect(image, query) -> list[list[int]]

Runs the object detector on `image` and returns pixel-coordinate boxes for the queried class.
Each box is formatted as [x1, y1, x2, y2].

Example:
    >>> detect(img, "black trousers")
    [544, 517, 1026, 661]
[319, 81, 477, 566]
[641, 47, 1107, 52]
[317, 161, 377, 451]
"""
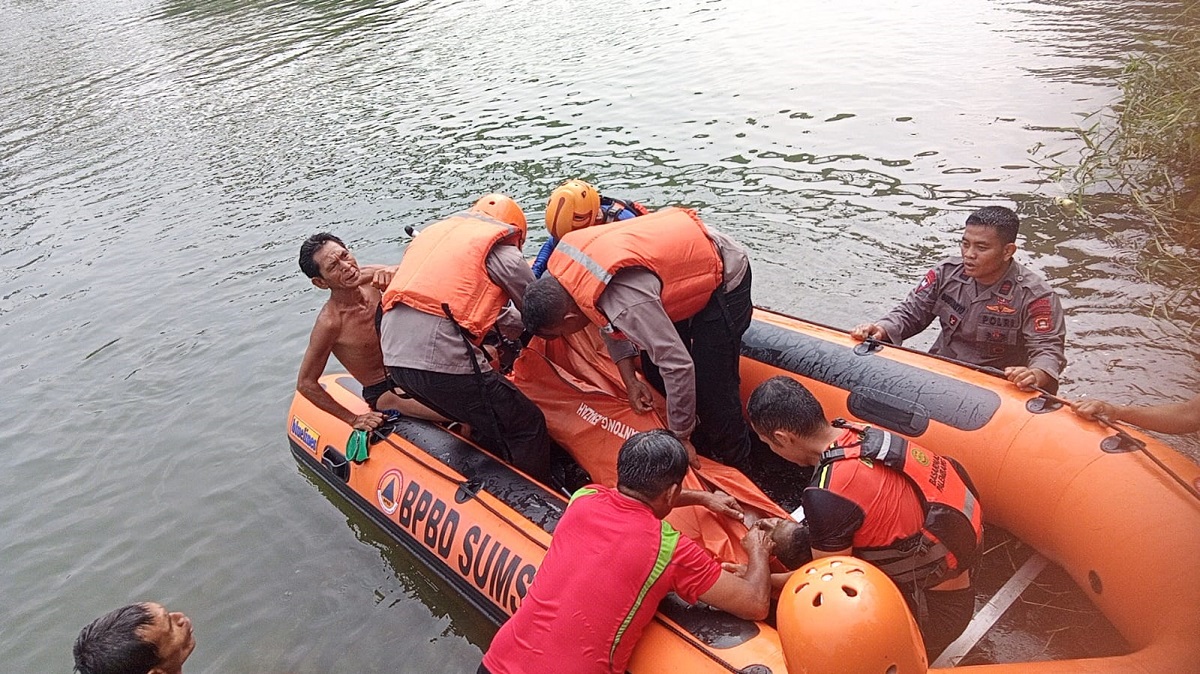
[906, 585, 975, 659]
[640, 268, 755, 469]
[387, 366, 553, 485]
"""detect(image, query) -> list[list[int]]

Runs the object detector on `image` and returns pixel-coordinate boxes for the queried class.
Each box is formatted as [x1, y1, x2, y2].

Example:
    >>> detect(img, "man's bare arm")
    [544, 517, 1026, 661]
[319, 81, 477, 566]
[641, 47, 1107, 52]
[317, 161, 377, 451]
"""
[1071, 394, 1200, 435]
[297, 312, 382, 431]
[698, 527, 774, 620]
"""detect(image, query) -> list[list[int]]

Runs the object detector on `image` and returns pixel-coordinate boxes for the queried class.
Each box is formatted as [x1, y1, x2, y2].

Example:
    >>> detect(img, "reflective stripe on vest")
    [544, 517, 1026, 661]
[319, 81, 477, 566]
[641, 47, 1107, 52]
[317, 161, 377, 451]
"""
[381, 211, 521, 339]
[547, 207, 724, 328]
[818, 425, 984, 587]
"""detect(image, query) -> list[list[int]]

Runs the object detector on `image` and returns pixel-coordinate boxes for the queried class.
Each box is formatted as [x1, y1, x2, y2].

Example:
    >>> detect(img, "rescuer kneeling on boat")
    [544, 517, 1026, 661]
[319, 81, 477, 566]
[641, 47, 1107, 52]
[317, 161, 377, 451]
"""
[521, 206, 758, 473]
[74, 602, 196, 674]
[747, 376, 984, 658]
[379, 195, 554, 486]
[851, 205, 1067, 394]
[296, 233, 447, 430]
[480, 430, 773, 674]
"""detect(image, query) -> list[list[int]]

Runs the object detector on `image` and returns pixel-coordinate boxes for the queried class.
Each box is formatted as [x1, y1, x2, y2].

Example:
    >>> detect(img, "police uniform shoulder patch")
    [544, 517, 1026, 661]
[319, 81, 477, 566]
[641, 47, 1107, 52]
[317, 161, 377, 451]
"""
[1029, 296, 1055, 333]
[915, 269, 937, 295]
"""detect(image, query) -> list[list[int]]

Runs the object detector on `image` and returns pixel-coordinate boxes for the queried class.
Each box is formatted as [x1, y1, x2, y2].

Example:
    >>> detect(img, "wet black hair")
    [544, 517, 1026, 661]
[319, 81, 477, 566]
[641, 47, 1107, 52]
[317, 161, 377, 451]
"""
[747, 376, 828, 438]
[965, 206, 1020, 245]
[772, 520, 815, 571]
[298, 232, 347, 279]
[616, 430, 690, 498]
[521, 274, 574, 335]
[73, 603, 158, 674]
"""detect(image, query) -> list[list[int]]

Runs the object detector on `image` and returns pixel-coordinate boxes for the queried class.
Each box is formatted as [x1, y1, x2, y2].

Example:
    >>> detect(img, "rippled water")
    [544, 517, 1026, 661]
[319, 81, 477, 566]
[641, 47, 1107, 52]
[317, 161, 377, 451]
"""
[1, 0, 1196, 671]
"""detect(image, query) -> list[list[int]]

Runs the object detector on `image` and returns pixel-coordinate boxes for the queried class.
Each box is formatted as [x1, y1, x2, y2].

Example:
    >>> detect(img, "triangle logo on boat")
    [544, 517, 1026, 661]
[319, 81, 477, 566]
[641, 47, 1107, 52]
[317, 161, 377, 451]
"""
[377, 469, 404, 516]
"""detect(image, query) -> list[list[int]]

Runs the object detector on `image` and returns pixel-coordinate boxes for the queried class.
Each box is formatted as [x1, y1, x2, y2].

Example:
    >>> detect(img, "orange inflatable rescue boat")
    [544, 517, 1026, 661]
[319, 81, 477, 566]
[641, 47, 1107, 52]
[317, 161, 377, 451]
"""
[286, 308, 1200, 673]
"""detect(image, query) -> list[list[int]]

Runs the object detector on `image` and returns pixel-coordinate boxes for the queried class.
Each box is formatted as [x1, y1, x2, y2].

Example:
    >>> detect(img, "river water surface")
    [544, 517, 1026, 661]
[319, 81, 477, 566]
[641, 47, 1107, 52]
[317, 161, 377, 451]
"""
[2, 1, 1197, 672]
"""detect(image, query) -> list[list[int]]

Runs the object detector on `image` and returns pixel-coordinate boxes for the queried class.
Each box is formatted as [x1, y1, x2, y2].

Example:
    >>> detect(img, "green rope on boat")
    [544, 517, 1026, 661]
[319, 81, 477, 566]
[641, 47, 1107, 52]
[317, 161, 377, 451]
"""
[346, 429, 369, 463]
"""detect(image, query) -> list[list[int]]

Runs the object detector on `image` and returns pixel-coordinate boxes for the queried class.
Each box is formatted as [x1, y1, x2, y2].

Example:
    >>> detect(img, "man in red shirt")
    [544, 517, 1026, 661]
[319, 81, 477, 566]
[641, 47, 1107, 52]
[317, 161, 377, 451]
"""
[746, 376, 979, 658]
[480, 430, 774, 674]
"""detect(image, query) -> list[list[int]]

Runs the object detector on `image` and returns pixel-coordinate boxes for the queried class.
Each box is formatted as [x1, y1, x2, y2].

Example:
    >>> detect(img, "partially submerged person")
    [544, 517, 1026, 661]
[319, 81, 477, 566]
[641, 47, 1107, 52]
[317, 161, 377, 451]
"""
[531, 179, 650, 278]
[522, 206, 758, 474]
[74, 602, 195, 674]
[544, 178, 648, 237]
[297, 233, 446, 431]
[379, 195, 554, 485]
[480, 430, 773, 674]
[747, 376, 983, 658]
[1072, 393, 1200, 434]
[851, 205, 1067, 393]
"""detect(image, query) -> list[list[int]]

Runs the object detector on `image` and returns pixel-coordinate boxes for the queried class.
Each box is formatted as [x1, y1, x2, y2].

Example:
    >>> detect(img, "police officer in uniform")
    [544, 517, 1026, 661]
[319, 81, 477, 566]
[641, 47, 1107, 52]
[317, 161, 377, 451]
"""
[852, 206, 1066, 393]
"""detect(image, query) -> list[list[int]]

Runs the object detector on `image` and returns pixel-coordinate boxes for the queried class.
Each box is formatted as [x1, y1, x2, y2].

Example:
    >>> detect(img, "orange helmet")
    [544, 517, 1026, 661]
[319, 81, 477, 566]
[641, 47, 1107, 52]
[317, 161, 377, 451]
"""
[545, 179, 601, 239]
[777, 556, 928, 674]
[471, 193, 528, 247]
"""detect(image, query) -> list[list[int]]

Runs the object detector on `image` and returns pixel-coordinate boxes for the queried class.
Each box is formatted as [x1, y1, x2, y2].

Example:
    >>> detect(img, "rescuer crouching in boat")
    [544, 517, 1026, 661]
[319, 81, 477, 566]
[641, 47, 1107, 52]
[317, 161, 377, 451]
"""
[747, 376, 984, 658]
[521, 204, 762, 478]
[296, 233, 448, 431]
[480, 430, 774, 674]
[379, 194, 555, 487]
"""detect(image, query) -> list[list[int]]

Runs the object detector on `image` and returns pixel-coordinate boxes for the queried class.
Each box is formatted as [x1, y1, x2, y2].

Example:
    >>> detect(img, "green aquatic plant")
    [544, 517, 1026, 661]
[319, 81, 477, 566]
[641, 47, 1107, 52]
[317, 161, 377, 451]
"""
[1033, 3, 1200, 295]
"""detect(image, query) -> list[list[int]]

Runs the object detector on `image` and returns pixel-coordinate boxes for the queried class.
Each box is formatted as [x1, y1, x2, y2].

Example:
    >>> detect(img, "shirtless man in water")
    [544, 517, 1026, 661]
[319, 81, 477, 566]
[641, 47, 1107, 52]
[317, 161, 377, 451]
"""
[297, 233, 445, 431]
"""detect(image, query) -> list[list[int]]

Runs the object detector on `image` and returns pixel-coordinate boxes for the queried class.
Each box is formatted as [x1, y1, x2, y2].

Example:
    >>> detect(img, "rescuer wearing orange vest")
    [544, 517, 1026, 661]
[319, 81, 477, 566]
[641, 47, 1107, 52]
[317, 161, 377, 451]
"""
[379, 194, 553, 485]
[521, 206, 758, 474]
[746, 375, 982, 658]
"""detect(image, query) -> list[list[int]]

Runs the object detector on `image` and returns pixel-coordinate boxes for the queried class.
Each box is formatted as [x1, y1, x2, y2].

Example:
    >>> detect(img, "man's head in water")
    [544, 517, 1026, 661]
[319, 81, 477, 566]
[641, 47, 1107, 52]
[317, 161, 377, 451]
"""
[960, 206, 1019, 286]
[74, 602, 196, 674]
[298, 232, 362, 291]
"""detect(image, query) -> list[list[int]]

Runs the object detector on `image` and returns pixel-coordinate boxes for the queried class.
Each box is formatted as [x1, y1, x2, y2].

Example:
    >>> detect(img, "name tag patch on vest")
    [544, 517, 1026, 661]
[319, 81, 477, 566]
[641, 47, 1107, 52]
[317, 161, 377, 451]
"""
[939, 293, 966, 314]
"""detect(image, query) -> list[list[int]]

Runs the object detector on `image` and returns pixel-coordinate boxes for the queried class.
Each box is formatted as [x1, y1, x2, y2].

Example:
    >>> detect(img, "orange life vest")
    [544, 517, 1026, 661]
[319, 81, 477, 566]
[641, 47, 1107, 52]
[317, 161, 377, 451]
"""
[546, 207, 724, 328]
[818, 422, 984, 588]
[381, 211, 522, 340]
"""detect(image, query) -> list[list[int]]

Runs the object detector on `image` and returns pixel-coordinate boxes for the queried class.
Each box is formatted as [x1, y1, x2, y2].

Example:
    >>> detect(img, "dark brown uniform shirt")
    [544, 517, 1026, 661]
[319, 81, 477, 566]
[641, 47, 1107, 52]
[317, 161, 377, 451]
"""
[875, 258, 1066, 381]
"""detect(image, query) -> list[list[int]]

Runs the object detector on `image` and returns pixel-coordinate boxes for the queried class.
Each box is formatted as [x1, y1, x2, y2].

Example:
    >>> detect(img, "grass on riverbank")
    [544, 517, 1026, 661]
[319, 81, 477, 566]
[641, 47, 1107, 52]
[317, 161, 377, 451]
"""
[1034, 3, 1199, 301]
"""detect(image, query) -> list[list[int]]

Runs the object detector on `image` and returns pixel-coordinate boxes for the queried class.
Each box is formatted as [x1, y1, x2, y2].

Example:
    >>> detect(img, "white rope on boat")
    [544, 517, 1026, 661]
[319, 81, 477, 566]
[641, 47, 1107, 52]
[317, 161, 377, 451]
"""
[931, 552, 1050, 669]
